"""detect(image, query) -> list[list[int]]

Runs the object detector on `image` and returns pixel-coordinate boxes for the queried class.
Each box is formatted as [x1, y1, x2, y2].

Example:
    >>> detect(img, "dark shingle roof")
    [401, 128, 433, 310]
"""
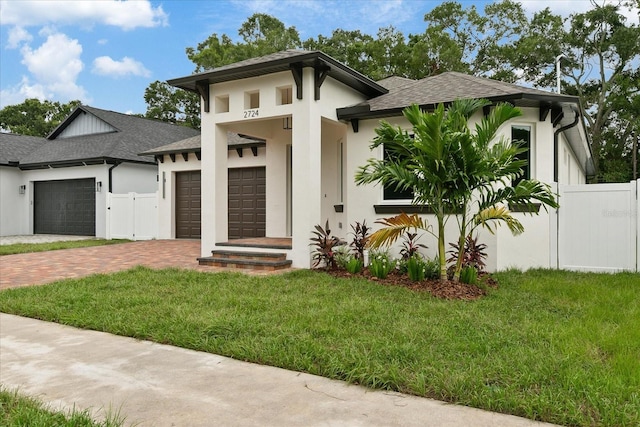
[16, 106, 199, 168]
[168, 50, 387, 98]
[338, 71, 581, 120]
[141, 132, 266, 156]
[0, 133, 46, 166]
[376, 76, 417, 92]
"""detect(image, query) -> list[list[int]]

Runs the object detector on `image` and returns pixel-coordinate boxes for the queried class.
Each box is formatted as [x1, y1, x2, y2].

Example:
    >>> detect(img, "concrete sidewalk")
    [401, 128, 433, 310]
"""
[0, 314, 556, 427]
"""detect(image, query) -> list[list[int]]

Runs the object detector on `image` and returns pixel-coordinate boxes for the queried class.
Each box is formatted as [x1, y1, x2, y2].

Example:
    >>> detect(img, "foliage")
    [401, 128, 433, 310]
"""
[406, 255, 426, 282]
[399, 232, 427, 260]
[309, 220, 341, 269]
[356, 101, 558, 282]
[368, 250, 394, 279]
[344, 256, 364, 274]
[1, 267, 639, 427]
[349, 220, 370, 260]
[333, 245, 351, 270]
[446, 235, 488, 272]
[144, 81, 201, 129]
[0, 387, 124, 426]
[0, 98, 81, 137]
[422, 257, 440, 280]
[460, 265, 478, 285]
[0, 239, 129, 256]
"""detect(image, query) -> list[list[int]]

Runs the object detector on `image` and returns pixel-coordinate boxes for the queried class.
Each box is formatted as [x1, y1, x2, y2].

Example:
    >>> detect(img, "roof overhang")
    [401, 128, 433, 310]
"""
[17, 156, 155, 170]
[167, 51, 388, 99]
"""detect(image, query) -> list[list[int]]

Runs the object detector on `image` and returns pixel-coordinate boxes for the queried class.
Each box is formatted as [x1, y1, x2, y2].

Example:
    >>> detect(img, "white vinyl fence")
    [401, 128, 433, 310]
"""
[558, 180, 638, 272]
[107, 192, 158, 240]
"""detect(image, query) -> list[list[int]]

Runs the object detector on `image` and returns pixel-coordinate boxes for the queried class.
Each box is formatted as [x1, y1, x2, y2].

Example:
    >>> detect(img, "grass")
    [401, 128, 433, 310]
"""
[0, 387, 124, 427]
[0, 267, 638, 426]
[0, 239, 129, 256]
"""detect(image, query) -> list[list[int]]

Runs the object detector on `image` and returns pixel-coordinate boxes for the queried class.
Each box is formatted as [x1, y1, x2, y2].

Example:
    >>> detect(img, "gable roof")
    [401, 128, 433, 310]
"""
[0, 133, 46, 166]
[337, 71, 581, 120]
[14, 105, 199, 169]
[168, 50, 388, 98]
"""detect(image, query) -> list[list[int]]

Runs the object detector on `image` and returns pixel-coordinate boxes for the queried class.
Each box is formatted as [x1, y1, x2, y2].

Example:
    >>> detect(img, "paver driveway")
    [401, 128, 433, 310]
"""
[0, 240, 208, 290]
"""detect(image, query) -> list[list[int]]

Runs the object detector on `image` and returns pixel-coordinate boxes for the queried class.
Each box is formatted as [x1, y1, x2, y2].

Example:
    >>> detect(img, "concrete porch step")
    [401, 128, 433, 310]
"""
[198, 250, 292, 271]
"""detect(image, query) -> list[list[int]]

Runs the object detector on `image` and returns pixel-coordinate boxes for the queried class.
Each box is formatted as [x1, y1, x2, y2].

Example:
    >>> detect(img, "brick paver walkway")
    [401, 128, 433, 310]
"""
[0, 240, 211, 290]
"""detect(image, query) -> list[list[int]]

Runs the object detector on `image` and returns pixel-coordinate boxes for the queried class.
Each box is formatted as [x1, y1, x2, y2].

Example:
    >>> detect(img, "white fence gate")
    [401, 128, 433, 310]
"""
[107, 192, 158, 240]
[558, 181, 639, 272]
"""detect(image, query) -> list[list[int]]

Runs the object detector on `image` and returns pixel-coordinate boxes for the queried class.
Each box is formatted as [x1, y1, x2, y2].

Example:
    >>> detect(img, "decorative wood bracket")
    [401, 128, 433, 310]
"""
[551, 107, 564, 126]
[482, 105, 492, 117]
[155, 155, 164, 164]
[539, 102, 552, 122]
[181, 152, 189, 162]
[290, 63, 303, 100]
[195, 80, 210, 113]
[314, 65, 330, 101]
[195, 151, 201, 161]
[236, 148, 243, 158]
[251, 146, 258, 157]
[351, 119, 359, 133]
[169, 153, 176, 163]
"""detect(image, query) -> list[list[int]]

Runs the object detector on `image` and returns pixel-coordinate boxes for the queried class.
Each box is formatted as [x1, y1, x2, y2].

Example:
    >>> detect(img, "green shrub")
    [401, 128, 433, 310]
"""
[345, 256, 364, 274]
[368, 251, 394, 279]
[460, 265, 478, 285]
[406, 255, 426, 282]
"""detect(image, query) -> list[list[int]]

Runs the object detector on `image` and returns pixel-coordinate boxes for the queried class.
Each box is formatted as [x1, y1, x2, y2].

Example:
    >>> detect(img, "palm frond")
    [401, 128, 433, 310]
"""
[474, 206, 525, 235]
[368, 213, 430, 249]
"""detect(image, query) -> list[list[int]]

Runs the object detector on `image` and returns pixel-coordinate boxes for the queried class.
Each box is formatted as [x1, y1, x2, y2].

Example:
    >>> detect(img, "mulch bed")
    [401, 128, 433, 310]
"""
[324, 269, 498, 301]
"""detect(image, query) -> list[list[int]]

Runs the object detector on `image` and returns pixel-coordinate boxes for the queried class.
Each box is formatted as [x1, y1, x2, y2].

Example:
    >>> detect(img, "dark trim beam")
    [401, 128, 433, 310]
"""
[290, 63, 303, 100]
[314, 65, 330, 101]
[196, 80, 210, 113]
[539, 103, 552, 122]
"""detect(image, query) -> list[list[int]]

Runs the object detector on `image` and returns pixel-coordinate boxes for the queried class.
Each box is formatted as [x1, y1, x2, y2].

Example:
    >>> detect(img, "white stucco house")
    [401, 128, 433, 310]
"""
[157, 50, 594, 270]
[0, 105, 198, 238]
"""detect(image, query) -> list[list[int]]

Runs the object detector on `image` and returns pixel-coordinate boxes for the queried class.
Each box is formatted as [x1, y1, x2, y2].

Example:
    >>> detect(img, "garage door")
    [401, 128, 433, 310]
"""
[34, 178, 96, 236]
[175, 171, 201, 239]
[228, 167, 265, 239]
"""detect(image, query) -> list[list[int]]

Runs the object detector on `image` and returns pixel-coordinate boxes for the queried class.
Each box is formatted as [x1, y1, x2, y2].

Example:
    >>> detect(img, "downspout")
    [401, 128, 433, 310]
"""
[553, 106, 579, 269]
[108, 162, 122, 193]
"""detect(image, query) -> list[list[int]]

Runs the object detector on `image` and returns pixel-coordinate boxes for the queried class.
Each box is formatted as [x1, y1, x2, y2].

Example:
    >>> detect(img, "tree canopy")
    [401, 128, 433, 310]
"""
[141, 3, 639, 181]
[0, 99, 81, 137]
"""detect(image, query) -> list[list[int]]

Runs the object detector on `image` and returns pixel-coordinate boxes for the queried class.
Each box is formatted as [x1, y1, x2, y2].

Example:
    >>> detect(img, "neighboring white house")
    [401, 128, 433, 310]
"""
[0, 105, 199, 238]
[161, 50, 594, 270]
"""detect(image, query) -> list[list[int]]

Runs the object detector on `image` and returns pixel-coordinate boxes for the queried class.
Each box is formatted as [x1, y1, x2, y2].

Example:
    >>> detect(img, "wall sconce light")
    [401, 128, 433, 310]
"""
[283, 117, 292, 130]
[96, 181, 102, 192]
[18, 185, 26, 194]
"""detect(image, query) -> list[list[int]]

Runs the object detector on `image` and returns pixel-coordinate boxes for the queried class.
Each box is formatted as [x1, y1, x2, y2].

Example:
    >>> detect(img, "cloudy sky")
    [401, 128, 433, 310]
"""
[0, 0, 637, 115]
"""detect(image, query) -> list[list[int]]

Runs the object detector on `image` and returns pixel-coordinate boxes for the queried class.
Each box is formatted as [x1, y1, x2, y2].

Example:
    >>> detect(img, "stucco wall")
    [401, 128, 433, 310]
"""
[112, 162, 157, 193]
[0, 167, 29, 236]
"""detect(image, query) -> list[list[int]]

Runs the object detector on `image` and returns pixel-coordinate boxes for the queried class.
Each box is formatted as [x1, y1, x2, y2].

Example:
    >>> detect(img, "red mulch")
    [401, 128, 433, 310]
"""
[324, 269, 498, 301]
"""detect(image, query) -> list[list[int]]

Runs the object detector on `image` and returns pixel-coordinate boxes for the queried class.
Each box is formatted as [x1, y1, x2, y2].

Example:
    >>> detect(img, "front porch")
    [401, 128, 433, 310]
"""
[198, 237, 293, 271]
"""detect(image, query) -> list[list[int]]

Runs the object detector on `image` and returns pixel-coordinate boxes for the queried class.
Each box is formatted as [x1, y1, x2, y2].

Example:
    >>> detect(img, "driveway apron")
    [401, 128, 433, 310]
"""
[0, 240, 204, 289]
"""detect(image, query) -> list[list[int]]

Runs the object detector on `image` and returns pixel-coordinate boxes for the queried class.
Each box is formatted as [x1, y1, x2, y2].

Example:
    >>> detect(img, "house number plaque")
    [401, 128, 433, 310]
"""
[243, 109, 259, 118]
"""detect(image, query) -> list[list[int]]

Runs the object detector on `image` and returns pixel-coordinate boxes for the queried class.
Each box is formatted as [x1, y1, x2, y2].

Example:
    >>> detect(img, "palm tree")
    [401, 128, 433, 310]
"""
[355, 100, 558, 282]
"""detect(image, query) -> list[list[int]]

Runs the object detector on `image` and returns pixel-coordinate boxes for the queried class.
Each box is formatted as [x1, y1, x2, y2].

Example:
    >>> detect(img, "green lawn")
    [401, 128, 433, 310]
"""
[0, 388, 123, 427]
[0, 239, 129, 256]
[0, 268, 638, 426]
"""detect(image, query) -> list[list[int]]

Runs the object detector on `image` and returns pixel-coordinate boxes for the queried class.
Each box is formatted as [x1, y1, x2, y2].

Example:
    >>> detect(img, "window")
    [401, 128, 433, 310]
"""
[244, 90, 260, 109]
[512, 125, 531, 184]
[383, 144, 414, 201]
[276, 86, 293, 105]
[215, 95, 229, 113]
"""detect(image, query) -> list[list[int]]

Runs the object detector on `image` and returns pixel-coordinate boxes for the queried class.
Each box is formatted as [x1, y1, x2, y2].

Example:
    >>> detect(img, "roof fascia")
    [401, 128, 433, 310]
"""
[168, 51, 387, 98]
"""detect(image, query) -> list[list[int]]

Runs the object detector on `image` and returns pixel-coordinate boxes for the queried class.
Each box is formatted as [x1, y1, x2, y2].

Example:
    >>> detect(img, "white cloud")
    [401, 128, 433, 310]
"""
[19, 32, 88, 101]
[520, 0, 639, 24]
[92, 56, 151, 78]
[0, 77, 48, 109]
[6, 27, 33, 49]
[0, 0, 168, 30]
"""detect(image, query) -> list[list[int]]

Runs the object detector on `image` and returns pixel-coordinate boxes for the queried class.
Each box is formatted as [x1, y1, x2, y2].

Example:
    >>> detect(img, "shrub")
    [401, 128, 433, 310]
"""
[368, 250, 394, 279]
[447, 234, 488, 272]
[399, 232, 427, 260]
[345, 256, 364, 274]
[349, 220, 371, 261]
[310, 220, 341, 269]
[333, 245, 351, 270]
[460, 265, 478, 285]
[406, 255, 426, 282]
[423, 257, 440, 280]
